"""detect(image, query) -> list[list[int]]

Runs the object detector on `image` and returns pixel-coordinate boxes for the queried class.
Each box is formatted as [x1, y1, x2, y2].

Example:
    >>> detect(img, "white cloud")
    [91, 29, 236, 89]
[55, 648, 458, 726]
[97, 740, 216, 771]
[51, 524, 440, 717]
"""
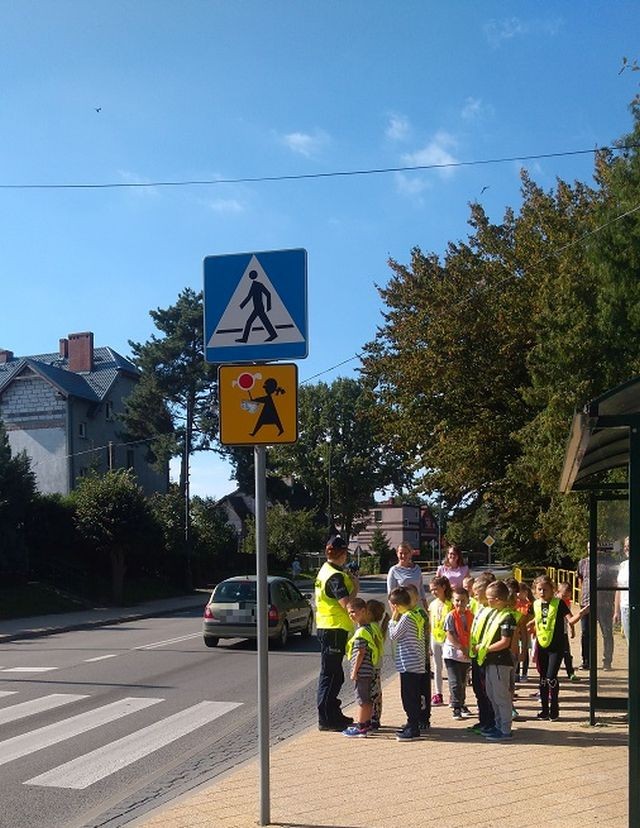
[117, 169, 160, 197]
[207, 197, 244, 214]
[461, 97, 485, 120]
[385, 113, 411, 142]
[394, 172, 430, 201]
[484, 16, 562, 48]
[402, 131, 459, 178]
[280, 129, 330, 158]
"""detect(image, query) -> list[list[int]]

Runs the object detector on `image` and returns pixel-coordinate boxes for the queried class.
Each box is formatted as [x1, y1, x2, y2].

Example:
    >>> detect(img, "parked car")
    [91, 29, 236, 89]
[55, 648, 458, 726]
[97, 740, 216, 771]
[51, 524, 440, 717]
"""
[202, 575, 314, 648]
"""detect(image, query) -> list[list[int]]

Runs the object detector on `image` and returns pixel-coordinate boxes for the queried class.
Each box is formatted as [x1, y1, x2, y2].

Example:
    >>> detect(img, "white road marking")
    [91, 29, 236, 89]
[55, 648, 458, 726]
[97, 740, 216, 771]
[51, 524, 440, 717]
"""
[27, 700, 242, 789]
[1, 667, 58, 673]
[0, 697, 162, 767]
[84, 654, 118, 663]
[0, 691, 18, 700]
[0, 694, 88, 725]
[134, 632, 202, 650]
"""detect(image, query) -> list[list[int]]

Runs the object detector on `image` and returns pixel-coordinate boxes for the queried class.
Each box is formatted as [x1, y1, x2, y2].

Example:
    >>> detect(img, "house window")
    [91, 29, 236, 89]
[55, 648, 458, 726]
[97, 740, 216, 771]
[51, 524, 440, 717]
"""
[105, 401, 114, 421]
[126, 449, 135, 470]
[78, 467, 88, 477]
[79, 422, 87, 439]
[373, 510, 382, 523]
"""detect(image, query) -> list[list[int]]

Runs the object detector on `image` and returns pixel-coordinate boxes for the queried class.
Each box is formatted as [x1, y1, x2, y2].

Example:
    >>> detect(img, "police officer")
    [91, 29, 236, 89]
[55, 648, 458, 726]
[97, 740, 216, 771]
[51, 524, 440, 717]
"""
[315, 535, 359, 730]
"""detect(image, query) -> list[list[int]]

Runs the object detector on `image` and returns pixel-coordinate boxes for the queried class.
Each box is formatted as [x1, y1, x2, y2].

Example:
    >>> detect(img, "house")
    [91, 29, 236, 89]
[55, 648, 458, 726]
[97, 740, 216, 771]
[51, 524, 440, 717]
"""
[216, 490, 255, 550]
[351, 500, 440, 555]
[0, 331, 168, 496]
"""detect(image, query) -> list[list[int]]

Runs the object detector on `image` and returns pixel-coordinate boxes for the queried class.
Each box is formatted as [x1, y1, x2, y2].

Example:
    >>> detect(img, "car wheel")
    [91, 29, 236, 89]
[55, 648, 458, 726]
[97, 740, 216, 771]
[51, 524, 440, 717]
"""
[204, 636, 219, 648]
[300, 613, 313, 638]
[276, 621, 289, 648]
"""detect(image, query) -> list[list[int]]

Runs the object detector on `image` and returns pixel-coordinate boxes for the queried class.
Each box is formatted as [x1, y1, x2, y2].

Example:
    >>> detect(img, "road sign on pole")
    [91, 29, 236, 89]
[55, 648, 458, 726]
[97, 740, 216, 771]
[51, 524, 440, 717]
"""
[218, 364, 298, 445]
[204, 248, 308, 363]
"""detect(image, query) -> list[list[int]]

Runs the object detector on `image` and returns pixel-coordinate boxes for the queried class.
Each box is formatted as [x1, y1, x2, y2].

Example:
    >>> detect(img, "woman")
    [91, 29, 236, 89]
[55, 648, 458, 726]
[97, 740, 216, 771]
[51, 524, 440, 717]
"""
[436, 545, 469, 590]
[386, 542, 427, 608]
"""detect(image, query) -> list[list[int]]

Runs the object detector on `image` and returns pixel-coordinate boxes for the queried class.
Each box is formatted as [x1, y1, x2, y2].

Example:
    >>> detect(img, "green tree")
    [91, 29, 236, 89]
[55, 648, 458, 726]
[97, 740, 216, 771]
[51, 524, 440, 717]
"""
[0, 420, 36, 576]
[72, 470, 159, 604]
[267, 377, 411, 542]
[369, 526, 393, 571]
[242, 504, 325, 562]
[122, 288, 218, 495]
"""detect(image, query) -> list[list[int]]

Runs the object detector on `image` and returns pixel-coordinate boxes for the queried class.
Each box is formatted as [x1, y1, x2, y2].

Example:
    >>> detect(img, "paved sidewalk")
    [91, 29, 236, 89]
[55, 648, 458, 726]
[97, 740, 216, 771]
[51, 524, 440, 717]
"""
[0, 593, 207, 643]
[134, 663, 628, 828]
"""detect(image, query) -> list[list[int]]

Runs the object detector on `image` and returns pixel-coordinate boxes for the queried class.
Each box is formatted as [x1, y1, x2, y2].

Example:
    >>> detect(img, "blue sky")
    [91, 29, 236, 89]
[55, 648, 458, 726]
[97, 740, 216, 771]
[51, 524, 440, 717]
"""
[1, 2, 638, 498]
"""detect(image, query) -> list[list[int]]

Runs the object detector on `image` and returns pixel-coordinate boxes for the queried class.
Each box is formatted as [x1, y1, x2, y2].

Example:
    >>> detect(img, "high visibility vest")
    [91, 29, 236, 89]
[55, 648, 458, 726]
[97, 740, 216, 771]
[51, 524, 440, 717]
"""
[314, 561, 354, 632]
[346, 623, 383, 668]
[470, 604, 491, 660]
[476, 609, 512, 666]
[430, 598, 453, 643]
[369, 620, 385, 658]
[408, 606, 427, 640]
[469, 597, 479, 616]
[533, 598, 560, 648]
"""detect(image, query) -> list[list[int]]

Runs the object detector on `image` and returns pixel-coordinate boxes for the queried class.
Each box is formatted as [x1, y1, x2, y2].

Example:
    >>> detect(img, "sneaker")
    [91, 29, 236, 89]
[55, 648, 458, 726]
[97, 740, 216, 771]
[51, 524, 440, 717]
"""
[460, 706, 472, 719]
[318, 722, 345, 732]
[603, 663, 613, 671]
[369, 720, 380, 731]
[520, 674, 529, 682]
[466, 724, 484, 735]
[395, 723, 410, 734]
[418, 721, 430, 733]
[536, 711, 550, 721]
[452, 708, 462, 720]
[342, 725, 368, 738]
[549, 715, 560, 722]
[515, 672, 521, 683]
[431, 693, 444, 706]
[336, 715, 354, 727]
[580, 662, 590, 671]
[569, 674, 580, 683]
[512, 707, 519, 719]
[396, 726, 420, 741]
[482, 726, 502, 739]
[486, 730, 513, 741]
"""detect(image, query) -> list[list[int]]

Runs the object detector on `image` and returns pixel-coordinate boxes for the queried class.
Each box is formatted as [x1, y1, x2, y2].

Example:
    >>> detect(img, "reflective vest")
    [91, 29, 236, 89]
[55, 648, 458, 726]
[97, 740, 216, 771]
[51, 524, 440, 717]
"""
[451, 608, 474, 656]
[476, 608, 512, 666]
[429, 598, 453, 643]
[369, 620, 385, 658]
[469, 596, 479, 616]
[314, 561, 355, 632]
[470, 604, 491, 660]
[346, 623, 383, 668]
[408, 606, 427, 640]
[533, 598, 560, 648]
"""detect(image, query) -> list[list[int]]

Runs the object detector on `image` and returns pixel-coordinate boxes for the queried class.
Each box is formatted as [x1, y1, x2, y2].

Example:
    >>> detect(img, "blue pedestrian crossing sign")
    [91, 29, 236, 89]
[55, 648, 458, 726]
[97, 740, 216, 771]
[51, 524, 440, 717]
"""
[204, 248, 308, 363]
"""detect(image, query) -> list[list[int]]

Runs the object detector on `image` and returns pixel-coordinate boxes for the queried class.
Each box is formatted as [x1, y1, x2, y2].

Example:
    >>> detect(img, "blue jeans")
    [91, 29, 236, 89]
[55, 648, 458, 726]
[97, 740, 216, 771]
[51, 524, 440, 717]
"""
[317, 628, 348, 725]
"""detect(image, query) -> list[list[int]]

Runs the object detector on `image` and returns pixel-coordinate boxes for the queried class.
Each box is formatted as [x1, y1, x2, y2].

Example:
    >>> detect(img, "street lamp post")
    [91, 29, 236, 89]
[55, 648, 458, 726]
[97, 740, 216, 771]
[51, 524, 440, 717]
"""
[325, 435, 332, 533]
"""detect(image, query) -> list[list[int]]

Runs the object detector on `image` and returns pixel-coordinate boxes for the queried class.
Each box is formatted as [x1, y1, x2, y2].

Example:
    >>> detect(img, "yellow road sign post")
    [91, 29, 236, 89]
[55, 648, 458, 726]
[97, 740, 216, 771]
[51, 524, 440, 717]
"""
[218, 363, 298, 446]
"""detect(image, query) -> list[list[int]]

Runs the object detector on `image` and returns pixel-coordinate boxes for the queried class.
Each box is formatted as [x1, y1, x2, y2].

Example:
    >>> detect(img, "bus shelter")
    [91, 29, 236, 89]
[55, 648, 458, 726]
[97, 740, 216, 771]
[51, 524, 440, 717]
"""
[559, 376, 639, 825]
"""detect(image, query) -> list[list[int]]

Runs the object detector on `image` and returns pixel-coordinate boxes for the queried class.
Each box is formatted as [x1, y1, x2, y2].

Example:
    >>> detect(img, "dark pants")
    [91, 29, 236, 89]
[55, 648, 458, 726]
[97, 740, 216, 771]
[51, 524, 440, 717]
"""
[537, 648, 562, 718]
[400, 671, 424, 733]
[561, 633, 574, 677]
[471, 660, 494, 729]
[445, 658, 469, 709]
[420, 665, 431, 726]
[317, 628, 348, 726]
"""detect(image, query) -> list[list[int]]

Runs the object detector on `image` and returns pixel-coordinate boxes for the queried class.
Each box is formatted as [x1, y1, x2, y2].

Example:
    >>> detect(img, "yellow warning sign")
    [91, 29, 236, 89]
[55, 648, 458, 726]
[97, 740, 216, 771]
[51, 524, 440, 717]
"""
[218, 363, 298, 446]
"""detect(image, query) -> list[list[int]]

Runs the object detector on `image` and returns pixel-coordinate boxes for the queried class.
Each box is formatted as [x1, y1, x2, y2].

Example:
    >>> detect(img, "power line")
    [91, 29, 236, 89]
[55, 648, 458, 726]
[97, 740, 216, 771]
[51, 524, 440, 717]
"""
[1, 144, 637, 191]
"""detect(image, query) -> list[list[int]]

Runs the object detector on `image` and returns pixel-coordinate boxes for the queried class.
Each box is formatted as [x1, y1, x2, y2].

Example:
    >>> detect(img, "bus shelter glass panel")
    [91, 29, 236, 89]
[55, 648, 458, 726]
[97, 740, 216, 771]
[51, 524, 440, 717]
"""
[594, 499, 629, 703]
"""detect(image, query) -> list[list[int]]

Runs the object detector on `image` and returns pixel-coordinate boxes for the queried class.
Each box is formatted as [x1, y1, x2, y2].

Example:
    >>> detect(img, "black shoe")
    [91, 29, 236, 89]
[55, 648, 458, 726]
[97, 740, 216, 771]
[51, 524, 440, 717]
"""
[396, 726, 420, 741]
[419, 721, 430, 733]
[318, 723, 343, 731]
[395, 722, 411, 734]
[336, 715, 353, 727]
[536, 711, 550, 720]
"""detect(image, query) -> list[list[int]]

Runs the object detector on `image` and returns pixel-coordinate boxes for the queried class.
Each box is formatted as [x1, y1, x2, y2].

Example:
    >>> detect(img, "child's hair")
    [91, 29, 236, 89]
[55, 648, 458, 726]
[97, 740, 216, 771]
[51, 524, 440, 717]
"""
[474, 572, 495, 589]
[405, 584, 419, 600]
[429, 575, 453, 601]
[367, 599, 390, 636]
[557, 581, 571, 597]
[533, 574, 555, 591]
[519, 582, 534, 603]
[485, 580, 509, 602]
[388, 586, 411, 607]
[347, 596, 367, 612]
[463, 575, 475, 590]
[452, 586, 469, 601]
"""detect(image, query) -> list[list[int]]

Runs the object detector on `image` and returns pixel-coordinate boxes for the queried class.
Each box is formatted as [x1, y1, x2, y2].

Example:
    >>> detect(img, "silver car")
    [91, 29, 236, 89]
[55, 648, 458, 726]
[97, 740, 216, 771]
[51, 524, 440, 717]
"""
[202, 575, 314, 648]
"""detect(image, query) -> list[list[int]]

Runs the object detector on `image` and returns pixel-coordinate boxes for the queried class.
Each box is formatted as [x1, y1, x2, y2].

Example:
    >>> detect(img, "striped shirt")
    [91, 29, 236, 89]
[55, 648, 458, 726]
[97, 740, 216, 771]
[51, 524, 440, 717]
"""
[388, 613, 426, 674]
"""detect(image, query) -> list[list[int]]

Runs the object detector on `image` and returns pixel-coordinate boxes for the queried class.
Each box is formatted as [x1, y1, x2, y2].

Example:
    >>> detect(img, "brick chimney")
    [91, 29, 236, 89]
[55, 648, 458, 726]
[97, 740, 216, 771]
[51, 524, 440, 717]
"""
[0, 349, 13, 363]
[59, 338, 69, 358]
[67, 332, 94, 373]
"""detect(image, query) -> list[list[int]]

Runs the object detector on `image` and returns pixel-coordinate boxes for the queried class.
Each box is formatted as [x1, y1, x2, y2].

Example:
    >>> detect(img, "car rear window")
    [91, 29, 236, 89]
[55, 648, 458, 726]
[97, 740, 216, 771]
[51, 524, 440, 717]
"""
[213, 581, 257, 603]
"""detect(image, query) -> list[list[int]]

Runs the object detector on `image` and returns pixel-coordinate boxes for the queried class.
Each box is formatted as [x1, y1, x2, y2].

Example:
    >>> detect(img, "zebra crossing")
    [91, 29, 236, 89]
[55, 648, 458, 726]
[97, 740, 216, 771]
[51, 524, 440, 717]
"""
[0, 689, 241, 789]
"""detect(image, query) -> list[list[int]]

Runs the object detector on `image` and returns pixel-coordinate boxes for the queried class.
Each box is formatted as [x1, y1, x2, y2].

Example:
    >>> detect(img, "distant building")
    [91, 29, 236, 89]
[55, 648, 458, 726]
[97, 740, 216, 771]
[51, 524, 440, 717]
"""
[0, 331, 168, 496]
[351, 500, 439, 554]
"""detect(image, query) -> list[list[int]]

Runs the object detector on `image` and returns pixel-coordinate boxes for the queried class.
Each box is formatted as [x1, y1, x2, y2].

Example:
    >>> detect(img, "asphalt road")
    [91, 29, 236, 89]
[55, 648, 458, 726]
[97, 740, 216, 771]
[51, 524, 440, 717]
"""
[0, 578, 390, 828]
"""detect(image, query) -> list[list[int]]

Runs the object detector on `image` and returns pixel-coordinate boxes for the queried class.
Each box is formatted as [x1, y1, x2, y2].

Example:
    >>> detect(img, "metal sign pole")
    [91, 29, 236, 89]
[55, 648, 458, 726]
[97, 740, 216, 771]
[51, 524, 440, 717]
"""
[254, 445, 270, 826]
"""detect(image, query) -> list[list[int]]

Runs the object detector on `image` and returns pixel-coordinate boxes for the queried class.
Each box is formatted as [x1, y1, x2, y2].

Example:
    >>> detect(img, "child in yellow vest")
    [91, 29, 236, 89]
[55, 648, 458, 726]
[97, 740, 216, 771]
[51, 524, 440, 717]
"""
[343, 597, 381, 737]
[406, 584, 432, 731]
[429, 575, 453, 706]
[366, 599, 389, 730]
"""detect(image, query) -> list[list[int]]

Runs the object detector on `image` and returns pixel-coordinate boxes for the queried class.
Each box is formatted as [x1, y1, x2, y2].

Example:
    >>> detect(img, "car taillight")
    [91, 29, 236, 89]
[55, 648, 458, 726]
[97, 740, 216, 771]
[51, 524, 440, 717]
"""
[204, 606, 214, 619]
[267, 605, 279, 622]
